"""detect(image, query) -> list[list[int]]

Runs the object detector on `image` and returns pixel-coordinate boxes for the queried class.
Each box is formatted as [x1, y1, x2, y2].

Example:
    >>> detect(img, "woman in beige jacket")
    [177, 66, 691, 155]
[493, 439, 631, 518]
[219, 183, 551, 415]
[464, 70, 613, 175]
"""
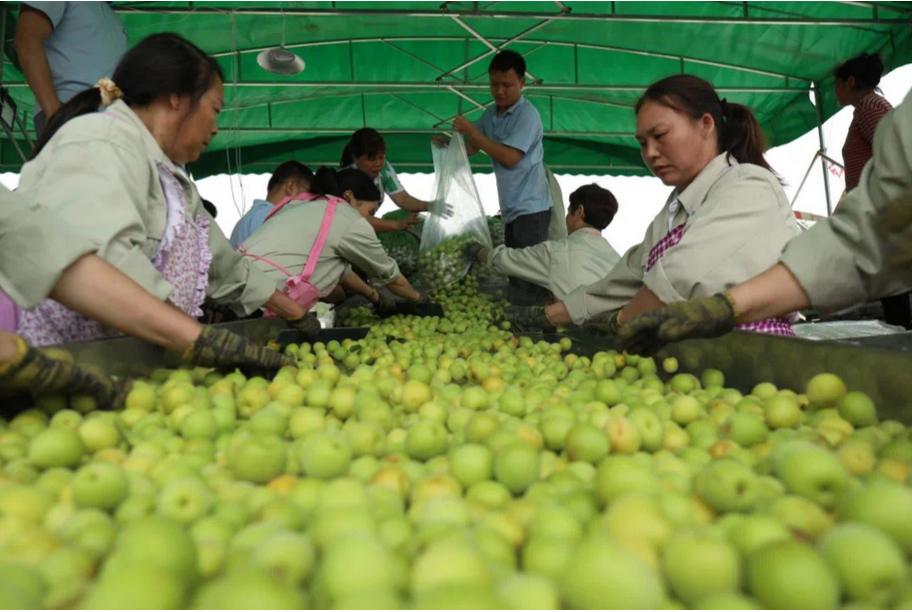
[513, 75, 798, 336]
[11, 33, 310, 347]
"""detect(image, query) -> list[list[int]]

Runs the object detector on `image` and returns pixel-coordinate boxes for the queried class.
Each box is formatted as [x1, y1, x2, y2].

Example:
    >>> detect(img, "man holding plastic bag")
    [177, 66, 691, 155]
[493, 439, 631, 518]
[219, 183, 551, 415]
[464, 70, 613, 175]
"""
[447, 50, 554, 305]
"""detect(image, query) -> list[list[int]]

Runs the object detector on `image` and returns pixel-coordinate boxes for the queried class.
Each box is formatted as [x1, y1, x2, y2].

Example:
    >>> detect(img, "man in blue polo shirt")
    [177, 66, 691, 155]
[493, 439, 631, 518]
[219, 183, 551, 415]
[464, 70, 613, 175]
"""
[452, 50, 553, 305]
[15, 2, 127, 136]
[230, 161, 314, 248]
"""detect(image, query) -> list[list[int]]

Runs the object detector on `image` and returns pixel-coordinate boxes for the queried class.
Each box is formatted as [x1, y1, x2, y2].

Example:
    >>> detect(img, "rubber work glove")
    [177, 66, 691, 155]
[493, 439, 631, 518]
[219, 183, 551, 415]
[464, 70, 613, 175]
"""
[400, 294, 445, 317]
[463, 241, 489, 265]
[372, 292, 399, 319]
[582, 309, 622, 337]
[505, 305, 553, 332]
[183, 326, 295, 371]
[0, 335, 129, 409]
[429, 200, 455, 219]
[619, 292, 737, 356]
[285, 313, 322, 343]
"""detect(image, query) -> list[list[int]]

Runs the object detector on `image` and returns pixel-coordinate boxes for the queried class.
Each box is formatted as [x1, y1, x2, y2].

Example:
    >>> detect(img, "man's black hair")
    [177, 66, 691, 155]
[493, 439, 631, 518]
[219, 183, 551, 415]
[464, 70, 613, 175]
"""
[488, 50, 526, 79]
[267, 161, 315, 193]
[568, 184, 619, 231]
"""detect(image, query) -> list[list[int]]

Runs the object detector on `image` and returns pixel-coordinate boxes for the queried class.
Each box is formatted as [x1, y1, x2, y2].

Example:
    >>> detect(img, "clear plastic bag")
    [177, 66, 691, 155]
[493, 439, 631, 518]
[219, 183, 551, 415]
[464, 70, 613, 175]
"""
[417, 135, 492, 289]
[792, 320, 907, 340]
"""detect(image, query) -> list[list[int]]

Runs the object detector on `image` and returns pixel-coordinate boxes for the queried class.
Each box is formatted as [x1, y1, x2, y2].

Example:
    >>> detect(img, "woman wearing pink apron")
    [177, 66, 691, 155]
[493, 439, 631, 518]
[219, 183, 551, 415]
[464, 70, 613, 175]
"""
[9, 33, 309, 359]
[522, 74, 799, 339]
[239, 167, 434, 317]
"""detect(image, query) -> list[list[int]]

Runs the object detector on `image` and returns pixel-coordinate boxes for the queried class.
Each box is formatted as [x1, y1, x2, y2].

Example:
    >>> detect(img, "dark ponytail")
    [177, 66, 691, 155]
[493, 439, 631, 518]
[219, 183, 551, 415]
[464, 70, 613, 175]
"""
[310, 166, 381, 202]
[834, 52, 885, 90]
[32, 33, 223, 158]
[635, 74, 774, 175]
[35, 88, 105, 158]
[339, 128, 386, 167]
[720, 102, 770, 173]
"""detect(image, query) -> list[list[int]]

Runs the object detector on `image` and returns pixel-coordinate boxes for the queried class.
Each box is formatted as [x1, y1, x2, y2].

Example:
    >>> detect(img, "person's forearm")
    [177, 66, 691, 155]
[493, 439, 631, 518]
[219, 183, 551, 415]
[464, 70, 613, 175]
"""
[618, 287, 665, 324]
[489, 248, 550, 289]
[465, 139, 480, 157]
[322, 285, 347, 305]
[15, 39, 61, 118]
[469, 132, 522, 168]
[263, 290, 306, 320]
[341, 272, 379, 303]
[392, 193, 429, 213]
[385, 274, 421, 302]
[367, 217, 402, 233]
[728, 264, 811, 324]
[49, 254, 202, 351]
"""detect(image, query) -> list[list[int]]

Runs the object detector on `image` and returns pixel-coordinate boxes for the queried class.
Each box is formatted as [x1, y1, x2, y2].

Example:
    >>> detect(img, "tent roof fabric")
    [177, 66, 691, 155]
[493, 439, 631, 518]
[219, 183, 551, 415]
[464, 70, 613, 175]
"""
[1, 1, 911, 178]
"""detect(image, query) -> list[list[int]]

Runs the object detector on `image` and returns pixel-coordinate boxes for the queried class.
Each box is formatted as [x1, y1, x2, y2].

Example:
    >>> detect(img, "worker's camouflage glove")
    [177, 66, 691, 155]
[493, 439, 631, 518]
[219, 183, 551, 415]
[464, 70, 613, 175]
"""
[463, 241, 489, 265]
[582, 309, 623, 337]
[400, 294, 445, 317]
[619, 293, 737, 356]
[0, 335, 130, 409]
[371, 292, 400, 319]
[505, 305, 553, 332]
[285, 313, 322, 343]
[184, 326, 295, 371]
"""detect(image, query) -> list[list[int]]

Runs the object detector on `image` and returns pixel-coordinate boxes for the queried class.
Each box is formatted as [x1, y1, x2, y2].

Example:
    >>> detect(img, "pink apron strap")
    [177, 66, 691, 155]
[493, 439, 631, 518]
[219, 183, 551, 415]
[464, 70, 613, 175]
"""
[298, 197, 343, 283]
[263, 191, 320, 223]
[237, 244, 295, 278]
[238, 196, 345, 315]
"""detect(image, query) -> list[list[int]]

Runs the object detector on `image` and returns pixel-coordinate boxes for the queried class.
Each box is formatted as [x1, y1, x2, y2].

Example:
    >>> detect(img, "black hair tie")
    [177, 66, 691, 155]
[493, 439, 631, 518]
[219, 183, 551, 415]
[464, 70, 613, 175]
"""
[719, 97, 730, 117]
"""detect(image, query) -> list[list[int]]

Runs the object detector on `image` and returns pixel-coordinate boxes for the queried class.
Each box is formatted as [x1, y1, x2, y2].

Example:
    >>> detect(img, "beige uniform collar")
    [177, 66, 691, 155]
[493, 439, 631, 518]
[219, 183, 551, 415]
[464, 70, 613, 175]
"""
[673, 153, 737, 216]
[568, 227, 602, 238]
[103, 100, 181, 175]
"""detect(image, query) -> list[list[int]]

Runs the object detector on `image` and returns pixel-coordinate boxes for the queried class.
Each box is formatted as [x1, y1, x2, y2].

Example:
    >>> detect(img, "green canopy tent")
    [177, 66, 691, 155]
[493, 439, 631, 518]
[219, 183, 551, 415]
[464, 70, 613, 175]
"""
[1, 1, 910, 211]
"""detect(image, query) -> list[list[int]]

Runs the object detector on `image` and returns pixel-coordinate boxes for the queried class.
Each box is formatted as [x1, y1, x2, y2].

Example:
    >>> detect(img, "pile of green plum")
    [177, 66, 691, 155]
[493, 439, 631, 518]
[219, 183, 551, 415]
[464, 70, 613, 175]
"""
[417, 235, 476, 289]
[378, 211, 423, 279]
[338, 274, 509, 334]
[1, 322, 912, 609]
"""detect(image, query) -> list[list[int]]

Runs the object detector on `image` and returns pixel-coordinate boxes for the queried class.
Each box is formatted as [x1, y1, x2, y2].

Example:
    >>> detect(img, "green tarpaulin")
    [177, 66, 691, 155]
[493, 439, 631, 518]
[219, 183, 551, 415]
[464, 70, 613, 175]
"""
[1, 1, 911, 177]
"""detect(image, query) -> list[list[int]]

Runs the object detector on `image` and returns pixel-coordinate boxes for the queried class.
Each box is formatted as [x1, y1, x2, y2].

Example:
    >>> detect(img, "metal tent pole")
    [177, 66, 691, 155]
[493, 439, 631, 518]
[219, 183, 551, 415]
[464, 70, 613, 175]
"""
[789, 152, 821, 209]
[813, 81, 834, 216]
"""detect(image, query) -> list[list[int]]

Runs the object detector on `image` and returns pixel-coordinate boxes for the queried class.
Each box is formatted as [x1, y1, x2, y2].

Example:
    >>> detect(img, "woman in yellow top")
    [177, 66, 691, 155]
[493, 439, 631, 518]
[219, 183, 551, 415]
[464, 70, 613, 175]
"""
[14, 32, 311, 347]
[513, 75, 798, 335]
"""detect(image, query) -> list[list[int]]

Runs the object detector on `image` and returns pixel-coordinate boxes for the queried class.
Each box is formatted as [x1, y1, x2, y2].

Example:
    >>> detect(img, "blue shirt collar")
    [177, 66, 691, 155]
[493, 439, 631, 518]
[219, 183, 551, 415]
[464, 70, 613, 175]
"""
[496, 96, 526, 116]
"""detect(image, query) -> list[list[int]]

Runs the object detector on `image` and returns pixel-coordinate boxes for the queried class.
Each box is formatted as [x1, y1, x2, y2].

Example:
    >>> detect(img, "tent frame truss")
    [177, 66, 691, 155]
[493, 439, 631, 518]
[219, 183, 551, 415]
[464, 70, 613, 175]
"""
[1, 2, 909, 198]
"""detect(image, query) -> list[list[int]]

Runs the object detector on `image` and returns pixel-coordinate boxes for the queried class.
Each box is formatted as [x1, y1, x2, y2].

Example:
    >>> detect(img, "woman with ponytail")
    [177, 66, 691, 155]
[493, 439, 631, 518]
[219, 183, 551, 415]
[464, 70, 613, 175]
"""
[340, 128, 436, 233]
[239, 166, 434, 313]
[512, 74, 799, 337]
[10, 33, 310, 365]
